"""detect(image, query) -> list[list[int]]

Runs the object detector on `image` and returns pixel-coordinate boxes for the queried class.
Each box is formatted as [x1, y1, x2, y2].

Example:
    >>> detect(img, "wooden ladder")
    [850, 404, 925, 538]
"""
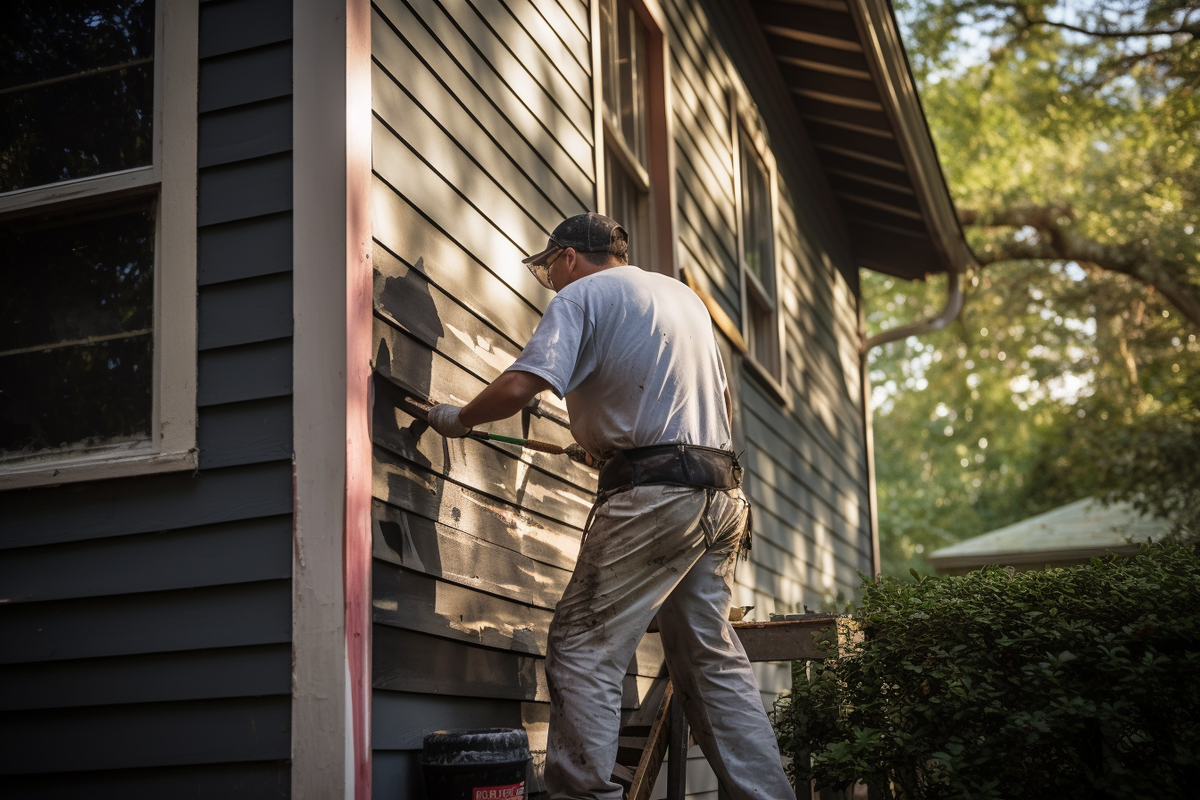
[611, 679, 679, 800]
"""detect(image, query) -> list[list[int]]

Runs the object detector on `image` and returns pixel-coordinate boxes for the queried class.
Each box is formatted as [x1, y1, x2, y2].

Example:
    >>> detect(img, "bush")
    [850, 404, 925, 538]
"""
[772, 543, 1200, 799]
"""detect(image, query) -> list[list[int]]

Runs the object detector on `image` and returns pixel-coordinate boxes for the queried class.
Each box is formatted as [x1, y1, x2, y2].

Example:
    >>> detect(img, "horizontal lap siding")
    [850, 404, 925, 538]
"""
[0, 0, 294, 795]
[369, 1, 615, 794]
[664, 1, 872, 795]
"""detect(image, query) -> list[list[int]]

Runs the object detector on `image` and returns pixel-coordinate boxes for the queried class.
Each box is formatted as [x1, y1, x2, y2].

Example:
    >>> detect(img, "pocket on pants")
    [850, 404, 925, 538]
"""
[699, 489, 748, 559]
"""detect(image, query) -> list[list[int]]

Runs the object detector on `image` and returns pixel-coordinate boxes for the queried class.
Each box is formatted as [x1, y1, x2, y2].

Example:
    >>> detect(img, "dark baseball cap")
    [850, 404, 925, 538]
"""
[522, 212, 629, 267]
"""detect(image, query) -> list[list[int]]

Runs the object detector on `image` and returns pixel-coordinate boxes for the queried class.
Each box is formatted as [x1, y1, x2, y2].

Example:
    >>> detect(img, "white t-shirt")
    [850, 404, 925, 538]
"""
[508, 265, 731, 459]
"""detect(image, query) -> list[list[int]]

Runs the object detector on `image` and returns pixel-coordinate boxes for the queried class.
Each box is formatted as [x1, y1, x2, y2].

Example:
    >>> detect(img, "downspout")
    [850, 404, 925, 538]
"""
[860, 267, 963, 354]
[864, 267, 964, 352]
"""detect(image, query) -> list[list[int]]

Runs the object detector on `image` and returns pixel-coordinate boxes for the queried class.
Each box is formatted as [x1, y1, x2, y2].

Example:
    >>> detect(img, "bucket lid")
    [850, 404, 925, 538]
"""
[421, 728, 532, 766]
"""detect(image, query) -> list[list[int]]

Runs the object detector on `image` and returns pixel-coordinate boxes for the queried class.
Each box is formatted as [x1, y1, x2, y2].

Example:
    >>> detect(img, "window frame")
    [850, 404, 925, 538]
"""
[592, 0, 675, 276]
[732, 100, 788, 401]
[0, 0, 199, 490]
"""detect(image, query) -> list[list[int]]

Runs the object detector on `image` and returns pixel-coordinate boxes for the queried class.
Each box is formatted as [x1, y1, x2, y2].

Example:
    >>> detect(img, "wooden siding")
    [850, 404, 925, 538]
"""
[369, 0, 870, 797]
[0, 0, 294, 796]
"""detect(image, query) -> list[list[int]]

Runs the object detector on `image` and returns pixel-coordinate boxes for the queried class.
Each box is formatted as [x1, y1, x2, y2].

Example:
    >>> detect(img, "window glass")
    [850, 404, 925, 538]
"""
[601, 0, 652, 265]
[740, 129, 774, 293]
[0, 203, 155, 457]
[739, 127, 779, 377]
[0, 0, 156, 193]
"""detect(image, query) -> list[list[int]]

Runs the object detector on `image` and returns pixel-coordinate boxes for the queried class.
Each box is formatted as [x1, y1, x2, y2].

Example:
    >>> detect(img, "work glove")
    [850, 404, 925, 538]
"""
[427, 404, 471, 438]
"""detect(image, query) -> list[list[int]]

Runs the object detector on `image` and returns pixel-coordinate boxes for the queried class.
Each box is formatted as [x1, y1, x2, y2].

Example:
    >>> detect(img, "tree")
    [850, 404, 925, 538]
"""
[868, 1, 1200, 575]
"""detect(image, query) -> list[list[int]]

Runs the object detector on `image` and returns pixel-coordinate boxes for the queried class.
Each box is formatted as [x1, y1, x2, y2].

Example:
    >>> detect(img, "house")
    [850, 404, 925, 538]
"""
[929, 498, 1171, 575]
[0, 0, 969, 797]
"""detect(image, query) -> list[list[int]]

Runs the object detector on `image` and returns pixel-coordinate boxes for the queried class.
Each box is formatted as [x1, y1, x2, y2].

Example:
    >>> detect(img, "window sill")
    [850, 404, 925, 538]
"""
[743, 354, 789, 408]
[0, 446, 198, 491]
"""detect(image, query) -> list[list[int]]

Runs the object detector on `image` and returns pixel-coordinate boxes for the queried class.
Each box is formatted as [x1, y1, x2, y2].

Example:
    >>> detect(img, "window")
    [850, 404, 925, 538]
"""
[0, 0, 198, 489]
[737, 123, 782, 383]
[597, 0, 671, 272]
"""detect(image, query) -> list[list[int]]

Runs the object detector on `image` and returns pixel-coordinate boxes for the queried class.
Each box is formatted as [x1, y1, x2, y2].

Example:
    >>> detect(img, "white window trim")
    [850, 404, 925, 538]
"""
[732, 99, 789, 403]
[0, 0, 199, 490]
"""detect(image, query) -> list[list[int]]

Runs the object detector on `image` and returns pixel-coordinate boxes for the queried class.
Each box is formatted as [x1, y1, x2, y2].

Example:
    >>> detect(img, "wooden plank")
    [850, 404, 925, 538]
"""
[198, 153, 293, 227]
[672, 131, 737, 260]
[373, 561, 554, 656]
[0, 761, 291, 800]
[374, 624, 546, 701]
[372, 77, 556, 262]
[732, 618, 841, 662]
[373, 0, 593, 182]
[198, 211, 292, 286]
[431, 0, 592, 146]
[198, 97, 293, 168]
[373, 626, 653, 707]
[198, 272, 293, 350]
[745, 480, 873, 577]
[198, 337, 292, 406]
[501, 0, 589, 76]
[465, 0, 591, 108]
[0, 580, 291, 665]
[0, 461, 293, 550]
[370, 323, 585, 477]
[198, 396, 293, 469]
[373, 502, 571, 611]
[372, 689, 522, 750]
[744, 411, 869, 531]
[371, 351, 594, 518]
[0, 644, 291, 711]
[0, 696, 291, 775]
[0, 516, 291, 604]
[199, 0, 292, 58]
[372, 191, 543, 347]
[370, 46, 583, 223]
[198, 42, 292, 113]
[372, 119, 552, 308]
[373, 451, 582, 572]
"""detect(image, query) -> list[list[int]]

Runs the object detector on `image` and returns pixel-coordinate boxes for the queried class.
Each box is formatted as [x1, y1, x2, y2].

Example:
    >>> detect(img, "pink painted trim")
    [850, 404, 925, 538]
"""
[344, 0, 374, 796]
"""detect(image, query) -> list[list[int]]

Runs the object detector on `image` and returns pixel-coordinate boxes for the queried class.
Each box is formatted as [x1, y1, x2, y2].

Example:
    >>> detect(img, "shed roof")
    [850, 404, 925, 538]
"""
[929, 498, 1172, 573]
[747, 0, 976, 280]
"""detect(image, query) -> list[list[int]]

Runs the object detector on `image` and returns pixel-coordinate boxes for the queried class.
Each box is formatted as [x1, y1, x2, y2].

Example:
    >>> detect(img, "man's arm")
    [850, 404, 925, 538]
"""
[444, 369, 552, 430]
[725, 385, 733, 427]
[426, 370, 552, 437]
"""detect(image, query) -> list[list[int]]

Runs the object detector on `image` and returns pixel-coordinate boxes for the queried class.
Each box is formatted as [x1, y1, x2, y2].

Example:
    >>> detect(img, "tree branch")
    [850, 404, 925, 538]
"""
[959, 204, 1200, 330]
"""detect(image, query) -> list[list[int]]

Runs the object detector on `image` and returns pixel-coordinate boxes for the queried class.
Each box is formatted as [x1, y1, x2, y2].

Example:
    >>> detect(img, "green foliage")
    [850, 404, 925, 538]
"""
[772, 543, 1200, 799]
[868, 0, 1200, 574]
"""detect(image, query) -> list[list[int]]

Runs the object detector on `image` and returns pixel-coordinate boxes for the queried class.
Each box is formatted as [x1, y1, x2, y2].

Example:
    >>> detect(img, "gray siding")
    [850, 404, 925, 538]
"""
[368, 0, 615, 793]
[0, 0, 294, 795]
[369, 0, 870, 797]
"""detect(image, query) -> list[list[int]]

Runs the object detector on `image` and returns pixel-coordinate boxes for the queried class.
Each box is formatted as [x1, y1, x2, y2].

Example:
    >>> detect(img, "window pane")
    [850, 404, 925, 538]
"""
[606, 147, 646, 266]
[0, 203, 155, 457]
[0, 0, 155, 192]
[602, 0, 648, 169]
[740, 131, 774, 296]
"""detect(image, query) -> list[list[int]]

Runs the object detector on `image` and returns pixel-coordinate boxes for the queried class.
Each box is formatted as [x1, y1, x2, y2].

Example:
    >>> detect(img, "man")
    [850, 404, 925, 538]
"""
[427, 213, 794, 800]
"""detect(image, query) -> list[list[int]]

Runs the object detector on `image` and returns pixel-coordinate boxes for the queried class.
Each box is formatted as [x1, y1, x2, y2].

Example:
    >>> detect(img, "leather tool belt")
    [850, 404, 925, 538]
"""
[597, 443, 743, 494]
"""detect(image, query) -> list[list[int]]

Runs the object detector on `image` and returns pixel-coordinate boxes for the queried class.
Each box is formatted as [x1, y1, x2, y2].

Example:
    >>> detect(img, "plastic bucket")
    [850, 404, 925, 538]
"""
[420, 728, 531, 800]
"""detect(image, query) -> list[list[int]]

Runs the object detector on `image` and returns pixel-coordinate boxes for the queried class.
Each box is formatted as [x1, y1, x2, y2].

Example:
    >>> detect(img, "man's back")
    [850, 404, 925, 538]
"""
[513, 265, 731, 458]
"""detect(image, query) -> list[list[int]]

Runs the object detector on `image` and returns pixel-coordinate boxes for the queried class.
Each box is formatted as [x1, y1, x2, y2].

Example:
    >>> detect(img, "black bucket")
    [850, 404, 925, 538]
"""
[420, 728, 532, 800]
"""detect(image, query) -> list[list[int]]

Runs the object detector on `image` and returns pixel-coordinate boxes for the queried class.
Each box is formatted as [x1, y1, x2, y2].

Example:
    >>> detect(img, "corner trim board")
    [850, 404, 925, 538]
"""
[292, 1, 373, 798]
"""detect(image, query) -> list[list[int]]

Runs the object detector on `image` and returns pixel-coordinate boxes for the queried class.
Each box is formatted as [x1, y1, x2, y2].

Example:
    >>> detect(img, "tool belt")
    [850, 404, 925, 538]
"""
[597, 443, 743, 494]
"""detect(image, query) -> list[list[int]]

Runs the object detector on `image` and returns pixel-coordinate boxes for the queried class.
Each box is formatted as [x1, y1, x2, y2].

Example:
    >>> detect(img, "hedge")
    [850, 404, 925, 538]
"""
[772, 543, 1200, 799]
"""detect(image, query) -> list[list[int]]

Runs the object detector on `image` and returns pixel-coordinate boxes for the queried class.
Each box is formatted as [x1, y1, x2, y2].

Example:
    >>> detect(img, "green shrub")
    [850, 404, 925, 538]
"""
[772, 543, 1200, 799]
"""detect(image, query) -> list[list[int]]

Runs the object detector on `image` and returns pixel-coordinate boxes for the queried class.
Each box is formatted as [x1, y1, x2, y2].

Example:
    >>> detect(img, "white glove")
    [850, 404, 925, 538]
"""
[427, 403, 470, 438]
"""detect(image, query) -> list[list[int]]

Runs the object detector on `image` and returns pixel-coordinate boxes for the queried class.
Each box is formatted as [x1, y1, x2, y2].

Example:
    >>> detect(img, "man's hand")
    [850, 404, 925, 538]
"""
[428, 404, 471, 438]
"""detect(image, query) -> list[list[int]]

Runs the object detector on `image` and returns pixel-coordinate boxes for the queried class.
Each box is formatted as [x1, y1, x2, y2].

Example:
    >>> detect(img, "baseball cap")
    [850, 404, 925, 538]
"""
[522, 212, 629, 268]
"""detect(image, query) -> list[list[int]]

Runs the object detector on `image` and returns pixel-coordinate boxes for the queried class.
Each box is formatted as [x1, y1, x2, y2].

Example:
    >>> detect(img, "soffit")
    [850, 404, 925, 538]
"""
[747, 0, 976, 279]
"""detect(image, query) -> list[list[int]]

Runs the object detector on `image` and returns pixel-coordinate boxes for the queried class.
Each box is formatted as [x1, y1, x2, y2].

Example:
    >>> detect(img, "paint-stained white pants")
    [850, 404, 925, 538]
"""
[544, 485, 795, 800]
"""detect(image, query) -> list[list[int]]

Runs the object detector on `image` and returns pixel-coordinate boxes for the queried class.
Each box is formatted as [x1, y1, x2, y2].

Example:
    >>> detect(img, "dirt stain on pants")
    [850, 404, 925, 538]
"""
[544, 485, 794, 800]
